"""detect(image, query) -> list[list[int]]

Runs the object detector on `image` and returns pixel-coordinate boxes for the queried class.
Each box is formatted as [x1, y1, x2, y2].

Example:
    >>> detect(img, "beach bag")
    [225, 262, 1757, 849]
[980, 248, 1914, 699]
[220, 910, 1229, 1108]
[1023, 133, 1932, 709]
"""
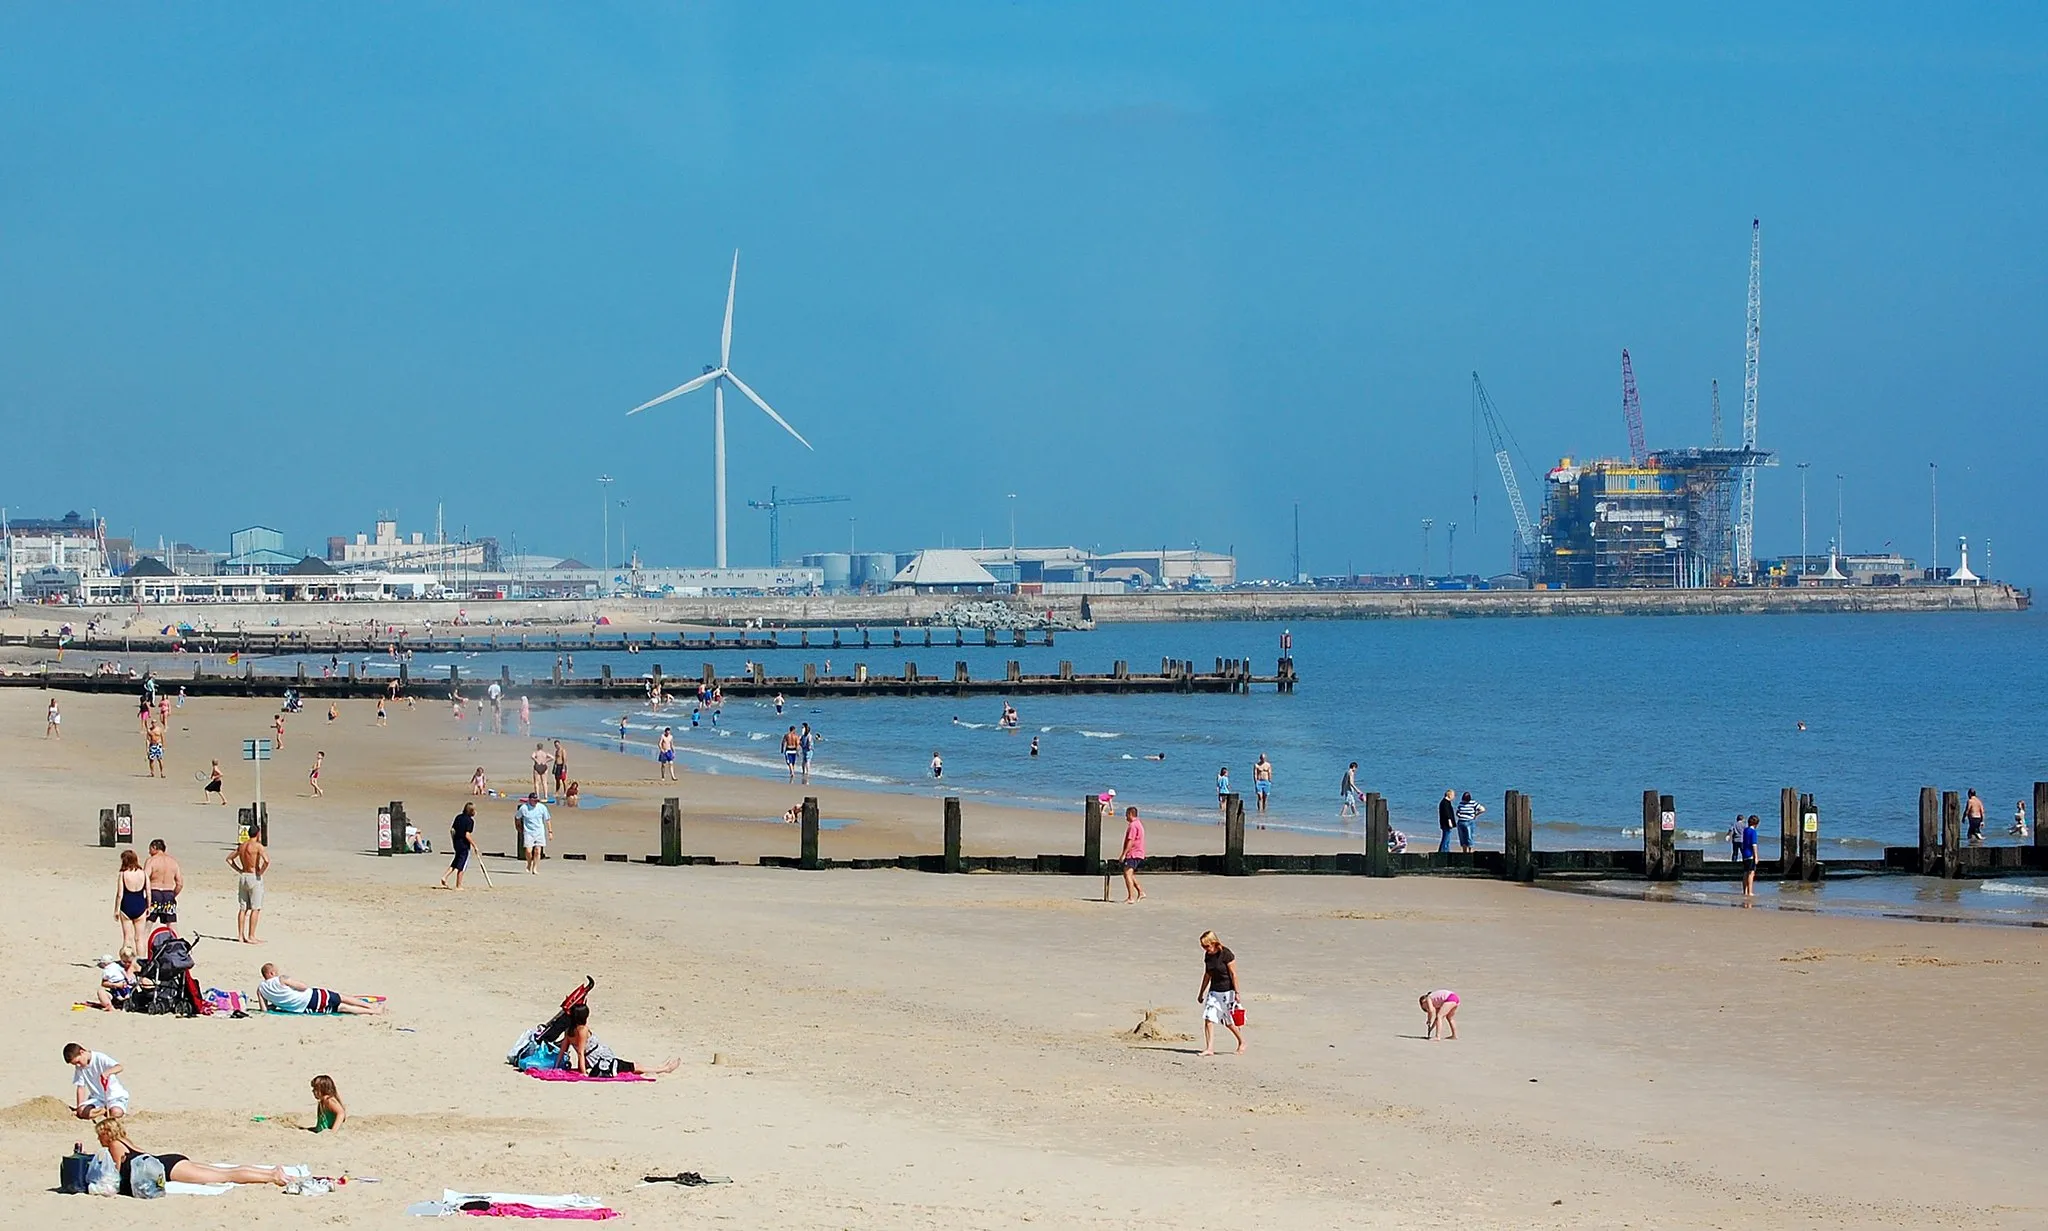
[516, 1042, 562, 1072]
[86, 1149, 119, 1196]
[129, 1154, 168, 1199]
[60, 1150, 93, 1194]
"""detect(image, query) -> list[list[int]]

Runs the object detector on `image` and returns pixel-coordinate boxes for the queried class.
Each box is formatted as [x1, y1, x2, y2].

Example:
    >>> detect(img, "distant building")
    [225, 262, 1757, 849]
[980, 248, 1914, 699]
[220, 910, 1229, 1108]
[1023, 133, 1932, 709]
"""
[335, 519, 489, 570]
[1538, 449, 1771, 589]
[1090, 549, 1237, 589]
[221, 525, 301, 575]
[3, 511, 109, 597]
[890, 550, 1001, 593]
[1777, 553, 1917, 586]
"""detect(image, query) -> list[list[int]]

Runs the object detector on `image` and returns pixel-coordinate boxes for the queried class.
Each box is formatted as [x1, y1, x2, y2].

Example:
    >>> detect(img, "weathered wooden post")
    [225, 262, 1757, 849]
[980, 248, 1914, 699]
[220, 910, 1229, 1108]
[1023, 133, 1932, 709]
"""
[659, 798, 683, 866]
[1364, 792, 1393, 878]
[1500, 791, 1522, 880]
[1223, 793, 1247, 876]
[1799, 793, 1819, 882]
[1941, 790, 1962, 879]
[1641, 791, 1662, 879]
[1512, 792, 1535, 882]
[799, 796, 821, 870]
[1918, 787, 1940, 875]
[943, 797, 963, 873]
[255, 801, 269, 846]
[1083, 794, 1103, 875]
[1658, 794, 1677, 880]
[1780, 787, 1801, 876]
[2033, 781, 2048, 861]
[98, 807, 117, 848]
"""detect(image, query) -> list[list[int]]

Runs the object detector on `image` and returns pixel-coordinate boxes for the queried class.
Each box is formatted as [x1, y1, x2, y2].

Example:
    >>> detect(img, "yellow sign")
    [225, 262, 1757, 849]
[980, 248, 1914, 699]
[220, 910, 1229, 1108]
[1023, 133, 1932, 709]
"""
[1802, 813, 1818, 834]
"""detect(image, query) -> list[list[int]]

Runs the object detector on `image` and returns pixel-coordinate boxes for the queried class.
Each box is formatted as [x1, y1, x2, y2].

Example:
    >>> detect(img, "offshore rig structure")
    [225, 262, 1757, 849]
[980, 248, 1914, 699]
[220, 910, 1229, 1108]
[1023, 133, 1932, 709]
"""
[1474, 221, 1777, 589]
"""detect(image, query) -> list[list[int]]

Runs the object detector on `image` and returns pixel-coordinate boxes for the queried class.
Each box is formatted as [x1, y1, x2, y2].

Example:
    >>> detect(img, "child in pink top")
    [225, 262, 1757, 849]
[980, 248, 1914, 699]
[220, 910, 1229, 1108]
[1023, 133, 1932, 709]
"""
[1119, 806, 1147, 904]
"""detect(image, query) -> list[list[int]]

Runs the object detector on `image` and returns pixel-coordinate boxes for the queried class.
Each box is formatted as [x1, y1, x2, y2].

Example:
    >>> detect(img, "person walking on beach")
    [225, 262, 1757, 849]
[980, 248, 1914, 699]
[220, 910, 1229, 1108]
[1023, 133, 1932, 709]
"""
[516, 794, 552, 874]
[1196, 931, 1246, 1056]
[143, 719, 166, 778]
[376, 697, 387, 726]
[273, 710, 286, 750]
[1216, 767, 1231, 817]
[114, 851, 148, 953]
[438, 802, 477, 890]
[1339, 762, 1360, 819]
[800, 723, 815, 784]
[1253, 755, 1273, 815]
[657, 727, 676, 781]
[205, 759, 226, 804]
[551, 740, 568, 797]
[1728, 814, 1746, 863]
[930, 751, 944, 780]
[521, 696, 532, 736]
[1455, 792, 1485, 853]
[1437, 789, 1457, 854]
[1118, 806, 1147, 903]
[143, 840, 181, 926]
[307, 751, 325, 798]
[530, 743, 551, 795]
[783, 727, 801, 782]
[1965, 789, 1986, 844]
[45, 698, 60, 739]
[1740, 815, 1760, 897]
[226, 828, 268, 944]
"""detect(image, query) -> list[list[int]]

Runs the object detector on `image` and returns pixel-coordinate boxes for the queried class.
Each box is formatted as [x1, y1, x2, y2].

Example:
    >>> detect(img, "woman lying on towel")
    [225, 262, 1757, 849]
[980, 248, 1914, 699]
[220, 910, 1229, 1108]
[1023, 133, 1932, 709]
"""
[558, 1003, 680, 1078]
[97, 1116, 288, 1193]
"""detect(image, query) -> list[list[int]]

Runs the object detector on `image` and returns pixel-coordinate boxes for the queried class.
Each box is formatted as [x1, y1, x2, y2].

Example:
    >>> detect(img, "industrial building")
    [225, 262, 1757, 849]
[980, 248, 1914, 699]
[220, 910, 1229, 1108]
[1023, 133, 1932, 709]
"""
[799, 546, 1239, 595]
[1538, 448, 1772, 589]
[327, 518, 493, 570]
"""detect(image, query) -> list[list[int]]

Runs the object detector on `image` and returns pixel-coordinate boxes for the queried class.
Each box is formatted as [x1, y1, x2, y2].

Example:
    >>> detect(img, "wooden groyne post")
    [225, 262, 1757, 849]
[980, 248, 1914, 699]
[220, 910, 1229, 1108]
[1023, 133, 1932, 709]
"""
[1642, 791, 1676, 881]
[1502, 790, 1534, 882]
[1082, 794, 1103, 874]
[1942, 790, 1963, 879]
[799, 796, 821, 870]
[1799, 794, 1819, 882]
[1363, 792, 1392, 878]
[1779, 787, 1800, 876]
[1918, 787, 1940, 875]
[2036, 781, 2048, 859]
[659, 798, 683, 867]
[1223, 793, 1247, 876]
[98, 807, 117, 848]
[943, 797, 963, 874]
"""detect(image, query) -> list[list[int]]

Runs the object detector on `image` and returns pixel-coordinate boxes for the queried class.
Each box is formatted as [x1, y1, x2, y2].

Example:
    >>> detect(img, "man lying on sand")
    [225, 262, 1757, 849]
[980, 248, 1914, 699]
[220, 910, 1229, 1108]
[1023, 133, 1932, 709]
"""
[257, 963, 383, 1015]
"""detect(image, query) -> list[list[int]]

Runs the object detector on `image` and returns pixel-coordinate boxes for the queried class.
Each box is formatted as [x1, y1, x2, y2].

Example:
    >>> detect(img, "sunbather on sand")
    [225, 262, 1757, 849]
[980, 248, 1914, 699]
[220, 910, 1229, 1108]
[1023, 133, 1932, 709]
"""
[257, 963, 383, 1015]
[97, 1116, 288, 1193]
[558, 1003, 678, 1077]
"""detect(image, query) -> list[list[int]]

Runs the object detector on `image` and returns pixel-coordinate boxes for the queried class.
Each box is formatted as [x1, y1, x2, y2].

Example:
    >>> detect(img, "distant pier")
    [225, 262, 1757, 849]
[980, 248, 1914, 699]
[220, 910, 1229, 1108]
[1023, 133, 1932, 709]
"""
[0, 624, 1063, 658]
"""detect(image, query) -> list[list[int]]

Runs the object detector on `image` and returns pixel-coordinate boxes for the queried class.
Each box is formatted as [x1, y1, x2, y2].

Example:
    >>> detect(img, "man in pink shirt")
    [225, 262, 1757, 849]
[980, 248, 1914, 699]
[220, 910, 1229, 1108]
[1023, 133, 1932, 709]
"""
[1119, 806, 1147, 904]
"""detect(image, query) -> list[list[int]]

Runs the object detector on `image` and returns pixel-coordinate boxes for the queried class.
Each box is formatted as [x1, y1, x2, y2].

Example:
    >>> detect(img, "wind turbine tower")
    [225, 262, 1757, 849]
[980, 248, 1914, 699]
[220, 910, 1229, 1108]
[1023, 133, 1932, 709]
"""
[628, 251, 812, 568]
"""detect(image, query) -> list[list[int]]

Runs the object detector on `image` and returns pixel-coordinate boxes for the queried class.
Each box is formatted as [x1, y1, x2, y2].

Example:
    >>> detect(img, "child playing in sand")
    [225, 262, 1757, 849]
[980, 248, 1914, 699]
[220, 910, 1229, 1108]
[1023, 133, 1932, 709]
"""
[309, 1075, 346, 1131]
[66, 1043, 130, 1119]
[1420, 989, 1460, 1040]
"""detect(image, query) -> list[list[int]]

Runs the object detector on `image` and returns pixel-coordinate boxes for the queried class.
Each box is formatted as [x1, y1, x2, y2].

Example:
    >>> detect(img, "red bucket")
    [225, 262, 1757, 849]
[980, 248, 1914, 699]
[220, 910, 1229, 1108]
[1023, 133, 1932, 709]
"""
[1230, 1005, 1246, 1027]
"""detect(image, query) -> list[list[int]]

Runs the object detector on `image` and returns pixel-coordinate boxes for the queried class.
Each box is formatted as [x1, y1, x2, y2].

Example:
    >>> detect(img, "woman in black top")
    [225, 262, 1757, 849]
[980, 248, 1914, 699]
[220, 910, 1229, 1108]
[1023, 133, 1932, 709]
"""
[438, 803, 478, 890]
[1197, 930, 1246, 1056]
[96, 1116, 287, 1193]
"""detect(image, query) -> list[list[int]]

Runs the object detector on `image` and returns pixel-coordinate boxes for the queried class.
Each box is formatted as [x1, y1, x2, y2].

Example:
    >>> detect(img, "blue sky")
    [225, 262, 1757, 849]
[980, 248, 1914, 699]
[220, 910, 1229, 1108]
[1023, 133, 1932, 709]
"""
[3, 4, 2043, 581]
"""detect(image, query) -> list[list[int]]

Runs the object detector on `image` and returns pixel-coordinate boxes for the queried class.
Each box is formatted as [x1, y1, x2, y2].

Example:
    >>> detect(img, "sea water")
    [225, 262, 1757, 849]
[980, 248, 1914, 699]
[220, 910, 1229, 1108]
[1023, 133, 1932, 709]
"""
[279, 612, 2046, 863]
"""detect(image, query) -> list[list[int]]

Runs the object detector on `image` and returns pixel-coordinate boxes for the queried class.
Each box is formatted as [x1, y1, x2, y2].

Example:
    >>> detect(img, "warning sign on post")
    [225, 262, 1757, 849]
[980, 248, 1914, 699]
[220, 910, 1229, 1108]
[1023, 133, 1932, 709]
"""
[1803, 812, 1819, 834]
[377, 810, 392, 852]
[1659, 810, 1676, 832]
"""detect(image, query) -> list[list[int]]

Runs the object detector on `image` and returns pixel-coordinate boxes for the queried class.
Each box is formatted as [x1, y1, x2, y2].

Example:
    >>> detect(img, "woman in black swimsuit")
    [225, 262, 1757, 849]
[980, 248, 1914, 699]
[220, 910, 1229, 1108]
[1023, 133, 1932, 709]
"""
[114, 850, 148, 954]
[97, 1116, 288, 1193]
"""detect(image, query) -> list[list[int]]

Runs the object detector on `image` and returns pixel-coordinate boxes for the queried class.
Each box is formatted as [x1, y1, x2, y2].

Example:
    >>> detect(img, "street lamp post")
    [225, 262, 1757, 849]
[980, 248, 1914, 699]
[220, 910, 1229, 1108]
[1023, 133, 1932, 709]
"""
[619, 500, 629, 574]
[598, 475, 613, 582]
[1006, 493, 1018, 555]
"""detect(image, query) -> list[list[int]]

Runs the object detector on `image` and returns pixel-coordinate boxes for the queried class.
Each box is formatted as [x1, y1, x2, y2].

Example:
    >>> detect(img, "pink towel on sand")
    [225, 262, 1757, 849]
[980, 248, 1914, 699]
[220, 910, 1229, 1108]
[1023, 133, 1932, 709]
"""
[523, 1068, 652, 1083]
[463, 1203, 619, 1219]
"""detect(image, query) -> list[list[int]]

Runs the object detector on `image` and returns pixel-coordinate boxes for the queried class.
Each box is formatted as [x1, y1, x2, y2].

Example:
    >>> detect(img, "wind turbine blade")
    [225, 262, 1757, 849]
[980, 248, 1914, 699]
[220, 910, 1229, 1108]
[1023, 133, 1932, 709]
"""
[721, 250, 738, 369]
[626, 369, 719, 415]
[724, 370, 811, 449]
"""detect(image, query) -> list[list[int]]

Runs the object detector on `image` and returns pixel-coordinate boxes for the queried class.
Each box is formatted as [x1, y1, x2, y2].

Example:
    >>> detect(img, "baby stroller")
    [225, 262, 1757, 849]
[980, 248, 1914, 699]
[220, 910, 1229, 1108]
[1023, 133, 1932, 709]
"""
[129, 926, 207, 1017]
[506, 977, 594, 1069]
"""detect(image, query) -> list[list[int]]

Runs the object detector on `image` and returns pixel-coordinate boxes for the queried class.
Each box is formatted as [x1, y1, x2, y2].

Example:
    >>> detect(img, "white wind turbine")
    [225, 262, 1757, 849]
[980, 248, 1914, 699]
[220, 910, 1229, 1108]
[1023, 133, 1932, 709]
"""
[627, 250, 811, 568]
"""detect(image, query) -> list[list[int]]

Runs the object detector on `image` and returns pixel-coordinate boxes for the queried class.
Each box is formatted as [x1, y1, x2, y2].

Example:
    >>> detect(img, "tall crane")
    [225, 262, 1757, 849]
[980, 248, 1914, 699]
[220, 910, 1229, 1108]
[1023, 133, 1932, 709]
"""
[1620, 349, 1648, 465]
[1735, 218, 1762, 582]
[1710, 378, 1722, 447]
[1471, 372, 1537, 575]
[747, 486, 849, 566]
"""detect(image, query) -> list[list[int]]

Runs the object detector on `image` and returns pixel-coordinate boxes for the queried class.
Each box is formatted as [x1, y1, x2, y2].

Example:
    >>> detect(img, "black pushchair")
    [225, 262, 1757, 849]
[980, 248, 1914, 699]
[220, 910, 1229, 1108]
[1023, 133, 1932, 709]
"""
[506, 977, 594, 1067]
[129, 926, 206, 1017]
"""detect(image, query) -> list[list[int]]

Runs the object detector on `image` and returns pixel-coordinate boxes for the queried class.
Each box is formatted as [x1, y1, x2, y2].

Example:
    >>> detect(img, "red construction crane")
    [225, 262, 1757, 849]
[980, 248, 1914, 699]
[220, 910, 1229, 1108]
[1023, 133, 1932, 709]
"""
[1620, 348, 1648, 465]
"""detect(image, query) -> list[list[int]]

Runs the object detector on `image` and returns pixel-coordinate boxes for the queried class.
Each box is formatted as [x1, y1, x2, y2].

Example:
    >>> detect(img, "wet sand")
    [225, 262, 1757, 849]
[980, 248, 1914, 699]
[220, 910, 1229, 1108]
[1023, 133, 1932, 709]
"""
[6, 689, 2045, 1227]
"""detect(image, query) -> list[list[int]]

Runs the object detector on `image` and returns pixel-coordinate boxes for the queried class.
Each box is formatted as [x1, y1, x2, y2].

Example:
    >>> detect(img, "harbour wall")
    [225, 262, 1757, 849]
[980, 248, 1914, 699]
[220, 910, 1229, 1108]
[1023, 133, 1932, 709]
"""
[2, 581, 2025, 638]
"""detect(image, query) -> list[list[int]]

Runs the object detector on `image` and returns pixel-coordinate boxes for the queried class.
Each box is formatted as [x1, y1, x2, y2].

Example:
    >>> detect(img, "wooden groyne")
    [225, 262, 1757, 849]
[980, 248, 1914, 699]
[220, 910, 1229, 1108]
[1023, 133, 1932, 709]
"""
[339, 784, 2048, 886]
[1, 624, 1061, 656]
[8, 655, 1299, 699]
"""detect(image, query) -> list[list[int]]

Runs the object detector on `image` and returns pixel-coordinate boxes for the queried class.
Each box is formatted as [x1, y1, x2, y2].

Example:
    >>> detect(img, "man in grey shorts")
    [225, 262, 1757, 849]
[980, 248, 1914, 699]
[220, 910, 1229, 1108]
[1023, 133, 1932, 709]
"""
[226, 831, 269, 944]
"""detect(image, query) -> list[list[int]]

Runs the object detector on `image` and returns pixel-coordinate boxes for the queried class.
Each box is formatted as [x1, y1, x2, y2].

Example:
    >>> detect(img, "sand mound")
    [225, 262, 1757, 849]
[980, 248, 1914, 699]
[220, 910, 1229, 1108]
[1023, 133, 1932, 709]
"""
[0, 1095, 76, 1126]
[1127, 1009, 1191, 1042]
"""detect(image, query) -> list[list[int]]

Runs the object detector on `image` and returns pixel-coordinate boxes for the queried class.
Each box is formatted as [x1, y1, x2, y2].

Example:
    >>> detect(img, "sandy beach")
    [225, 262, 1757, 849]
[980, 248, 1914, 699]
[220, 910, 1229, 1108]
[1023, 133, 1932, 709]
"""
[6, 686, 2045, 1228]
